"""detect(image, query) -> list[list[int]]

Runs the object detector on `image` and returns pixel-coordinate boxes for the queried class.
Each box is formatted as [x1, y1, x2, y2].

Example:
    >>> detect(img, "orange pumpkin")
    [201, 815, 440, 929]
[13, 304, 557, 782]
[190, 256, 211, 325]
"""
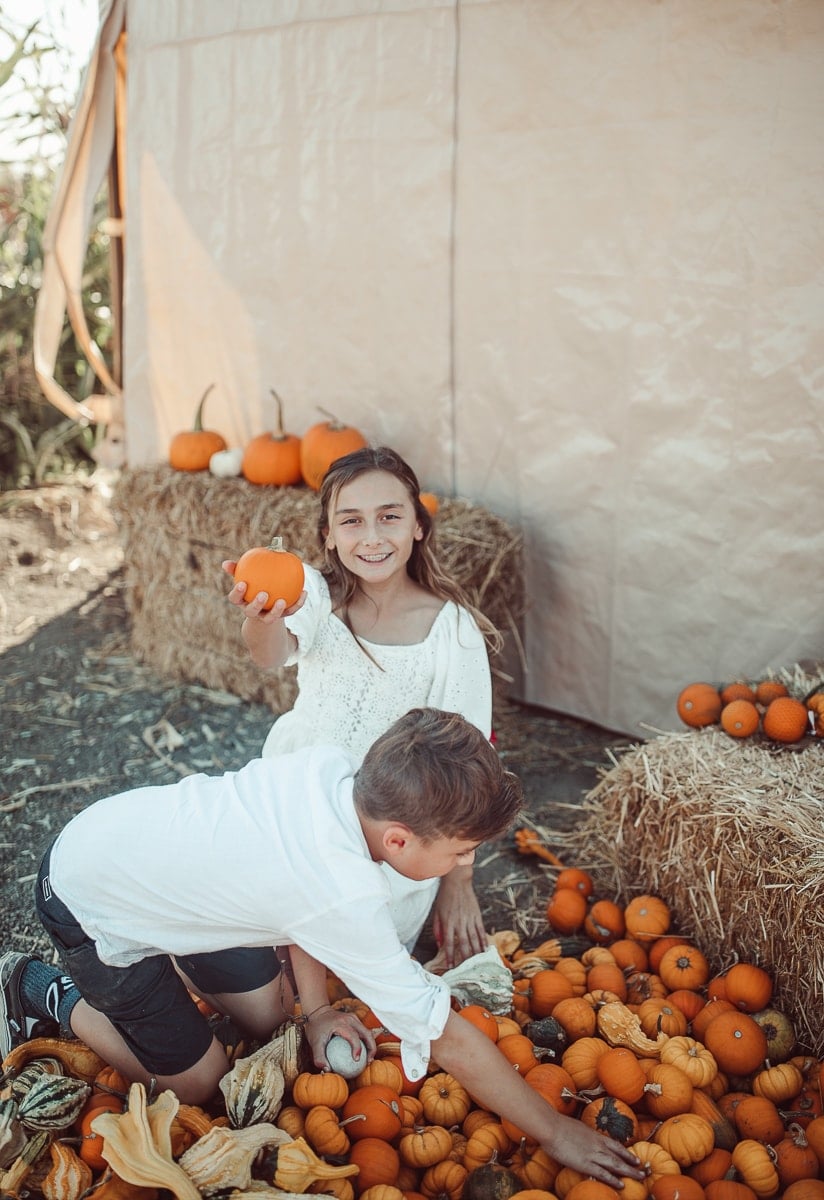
[665, 988, 706, 1024]
[555, 867, 595, 897]
[782, 1182, 824, 1200]
[657, 944, 710, 992]
[596, 1047, 648, 1105]
[732, 1095, 784, 1145]
[398, 1124, 454, 1169]
[241, 388, 302, 485]
[169, 384, 227, 471]
[305, 1104, 351, 1156]
[650, 1176, 706, 1200]
[643, 1062, 695, 1121]
[419, 1074, 471, 1127]
[300, 410, 368, 490]
[341, 1085, 403, 1141]
[624, 895, 671, 941]
[79, 1095, 124, 1170]
[584, 899, 626, 943]
[457, 1005, 499, 1042]
[676, 683, 722, 728]
[292, 1071, 350, 1110]
[233, 536, 305, 609]
[609, 939, 648, 974]
[551, 996, 597, 1041]
[528, 968, 575, 1017]
[773, 1127, 821, 1189]
[419, 1160, 467, 1200]
[653, 1113, 715, 1167]
[545, 887, 588, 934]
[637, 998, 689, 1040]
[723, 963, 773, 1014]
[580, 1096, 638, 1145]
[703, 1011, 768, 1076]
[348, 1138, 401, 1193]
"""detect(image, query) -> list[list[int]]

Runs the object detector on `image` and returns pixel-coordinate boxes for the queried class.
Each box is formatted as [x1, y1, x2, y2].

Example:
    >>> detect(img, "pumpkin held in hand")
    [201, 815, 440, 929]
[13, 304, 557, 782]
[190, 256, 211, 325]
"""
[300, 408, 368, 490]
[233, 538, 305, 610]
[169, 384, 228, 471]
[241, 388, 303, 486]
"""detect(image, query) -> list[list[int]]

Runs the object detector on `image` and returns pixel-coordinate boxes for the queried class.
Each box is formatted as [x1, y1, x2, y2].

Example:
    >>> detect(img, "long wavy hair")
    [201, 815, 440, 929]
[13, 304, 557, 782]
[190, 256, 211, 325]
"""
[317, 446, 502, 655]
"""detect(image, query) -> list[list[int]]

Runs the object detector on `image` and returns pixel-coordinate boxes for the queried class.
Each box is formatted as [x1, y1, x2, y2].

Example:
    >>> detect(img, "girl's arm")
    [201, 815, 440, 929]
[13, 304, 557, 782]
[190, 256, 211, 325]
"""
[431, 864, 486, 968]
[288, 945, 376, 1069]
[432, 1012, 644, 1188]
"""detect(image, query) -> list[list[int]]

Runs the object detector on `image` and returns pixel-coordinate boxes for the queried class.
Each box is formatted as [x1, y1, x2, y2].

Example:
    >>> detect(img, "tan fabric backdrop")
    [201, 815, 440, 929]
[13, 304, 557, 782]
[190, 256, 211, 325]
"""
[38, 0, 824, 735]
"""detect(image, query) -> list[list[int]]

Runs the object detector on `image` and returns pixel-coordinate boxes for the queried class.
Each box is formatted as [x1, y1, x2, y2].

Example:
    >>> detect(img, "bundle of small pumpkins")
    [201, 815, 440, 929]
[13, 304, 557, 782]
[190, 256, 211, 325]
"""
[167, 386, 368, 491]
[676, 679, 824, 746]
[3, 873, 823, 1200]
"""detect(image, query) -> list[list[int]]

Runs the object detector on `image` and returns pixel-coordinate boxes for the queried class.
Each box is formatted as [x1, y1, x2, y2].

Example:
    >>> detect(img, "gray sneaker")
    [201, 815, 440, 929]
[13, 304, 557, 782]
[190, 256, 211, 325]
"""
[0, 951, 32, 1059]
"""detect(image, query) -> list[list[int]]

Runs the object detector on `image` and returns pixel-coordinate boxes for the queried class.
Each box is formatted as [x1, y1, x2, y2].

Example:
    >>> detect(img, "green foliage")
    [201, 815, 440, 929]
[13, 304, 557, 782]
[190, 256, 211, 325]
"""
[0, 5, 111, 490]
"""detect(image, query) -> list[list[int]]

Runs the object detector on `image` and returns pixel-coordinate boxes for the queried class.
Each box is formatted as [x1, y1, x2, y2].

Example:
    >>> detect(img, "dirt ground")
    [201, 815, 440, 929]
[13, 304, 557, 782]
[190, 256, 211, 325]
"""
[0, 475, 634, 963]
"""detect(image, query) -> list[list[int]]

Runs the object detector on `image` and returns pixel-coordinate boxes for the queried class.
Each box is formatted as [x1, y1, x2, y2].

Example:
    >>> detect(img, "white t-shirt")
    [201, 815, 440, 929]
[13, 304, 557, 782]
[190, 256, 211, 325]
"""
[47, 747, 452, 1080]
[262, 565, 492, 764]
[260, 565, 494, 948]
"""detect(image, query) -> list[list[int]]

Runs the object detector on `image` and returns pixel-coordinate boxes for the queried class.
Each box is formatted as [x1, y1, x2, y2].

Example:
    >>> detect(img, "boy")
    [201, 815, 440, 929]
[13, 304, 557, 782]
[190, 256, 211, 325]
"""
[0, 708, 642, 1188]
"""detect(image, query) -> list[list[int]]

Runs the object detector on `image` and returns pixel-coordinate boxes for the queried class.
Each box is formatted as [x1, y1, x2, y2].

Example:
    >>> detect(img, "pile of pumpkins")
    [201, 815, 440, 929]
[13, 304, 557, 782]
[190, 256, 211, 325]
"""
[676, 680, 824, 746]
[2, 874, 823, 1200]
[167, 386, 367, 491]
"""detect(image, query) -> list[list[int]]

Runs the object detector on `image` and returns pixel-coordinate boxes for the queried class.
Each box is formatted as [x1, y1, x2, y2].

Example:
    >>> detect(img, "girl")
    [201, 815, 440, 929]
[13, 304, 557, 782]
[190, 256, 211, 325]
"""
[225, 446, 502, 967]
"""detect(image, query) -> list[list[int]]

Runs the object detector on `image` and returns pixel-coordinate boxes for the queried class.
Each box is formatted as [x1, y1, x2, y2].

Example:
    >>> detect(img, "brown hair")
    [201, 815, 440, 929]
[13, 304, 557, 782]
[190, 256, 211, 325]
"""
[354, 707, 523, 842]
[317, 446, 502, 655]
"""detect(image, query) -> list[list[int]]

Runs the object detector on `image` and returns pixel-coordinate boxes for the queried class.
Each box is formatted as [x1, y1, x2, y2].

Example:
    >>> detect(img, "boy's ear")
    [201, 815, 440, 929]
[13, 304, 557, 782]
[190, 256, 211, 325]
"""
[381, 823, 413, 860]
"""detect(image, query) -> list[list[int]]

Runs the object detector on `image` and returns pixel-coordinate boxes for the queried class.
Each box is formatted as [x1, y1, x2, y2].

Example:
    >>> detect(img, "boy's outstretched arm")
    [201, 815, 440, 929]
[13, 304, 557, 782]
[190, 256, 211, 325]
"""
[432, 1012, 645, 1189]
[288, 946, 377, 1070]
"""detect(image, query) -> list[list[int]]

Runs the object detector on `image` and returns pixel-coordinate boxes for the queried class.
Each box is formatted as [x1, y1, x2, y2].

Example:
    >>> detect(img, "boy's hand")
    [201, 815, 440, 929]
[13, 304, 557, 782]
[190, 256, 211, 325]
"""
[432, 866, 487, 969]
[305, 1006, 377, 1073]
[222, 560, 306, 622]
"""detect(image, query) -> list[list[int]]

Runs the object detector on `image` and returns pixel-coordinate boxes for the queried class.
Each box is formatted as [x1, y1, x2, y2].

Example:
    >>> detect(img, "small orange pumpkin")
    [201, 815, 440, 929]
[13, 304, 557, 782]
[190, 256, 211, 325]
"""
[624, 895, 671, 942]
[169, 383, 227, 471]
[733, 1095, 785, 1145]
[723, 963, 773, 1013]
[233, 536, 305, 610]
[676, 683, 722, 728]
[341, 1085, 403, 1141]
[348, 1138, 401, 1192]
[545, 887, 588, 934]
[300, 409, 368, 491]
[584, 899, 626, 943]
[703, 1011, 768, 1076]
[241, 388, 302, 486]
[657, 944, 710, 992]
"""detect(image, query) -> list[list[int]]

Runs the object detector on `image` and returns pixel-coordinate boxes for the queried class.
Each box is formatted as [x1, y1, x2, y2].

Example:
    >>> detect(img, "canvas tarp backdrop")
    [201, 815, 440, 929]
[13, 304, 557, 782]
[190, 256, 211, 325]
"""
[34, 0, 824, 737]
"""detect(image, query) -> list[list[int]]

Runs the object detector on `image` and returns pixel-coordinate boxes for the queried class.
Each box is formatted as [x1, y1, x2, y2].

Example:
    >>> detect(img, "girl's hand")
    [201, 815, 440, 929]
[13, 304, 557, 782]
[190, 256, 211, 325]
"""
[222, 560, 306, 621]
[304, 1006, 377, 1072]
[432, 867, 487, 969]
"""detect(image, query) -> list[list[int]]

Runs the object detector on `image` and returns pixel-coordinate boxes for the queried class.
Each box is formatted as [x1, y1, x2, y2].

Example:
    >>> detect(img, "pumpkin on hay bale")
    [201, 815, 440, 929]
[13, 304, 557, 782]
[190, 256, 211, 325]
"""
[111, 464, 524, 711]
[548, 663, 824, 1058]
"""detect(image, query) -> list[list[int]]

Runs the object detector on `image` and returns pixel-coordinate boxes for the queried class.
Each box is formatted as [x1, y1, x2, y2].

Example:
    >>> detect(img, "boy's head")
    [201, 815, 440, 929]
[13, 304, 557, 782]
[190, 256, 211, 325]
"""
[354, 708, 523, 845]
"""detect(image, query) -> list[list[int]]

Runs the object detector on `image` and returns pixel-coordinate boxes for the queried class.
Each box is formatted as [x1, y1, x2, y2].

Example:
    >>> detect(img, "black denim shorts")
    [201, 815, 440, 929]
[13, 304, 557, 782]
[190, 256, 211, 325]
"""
[36, 844, 280, 1076]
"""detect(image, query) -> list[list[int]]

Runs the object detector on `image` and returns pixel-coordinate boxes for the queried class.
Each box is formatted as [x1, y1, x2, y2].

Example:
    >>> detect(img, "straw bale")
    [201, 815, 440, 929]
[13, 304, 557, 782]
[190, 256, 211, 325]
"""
[111, 464, 523, 710]
[555, 711, 824, 1055]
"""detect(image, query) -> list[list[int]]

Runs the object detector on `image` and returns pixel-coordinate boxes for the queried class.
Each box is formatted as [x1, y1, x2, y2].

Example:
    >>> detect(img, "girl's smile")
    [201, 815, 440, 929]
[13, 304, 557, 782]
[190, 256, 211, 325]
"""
[326, 471, 422, 582]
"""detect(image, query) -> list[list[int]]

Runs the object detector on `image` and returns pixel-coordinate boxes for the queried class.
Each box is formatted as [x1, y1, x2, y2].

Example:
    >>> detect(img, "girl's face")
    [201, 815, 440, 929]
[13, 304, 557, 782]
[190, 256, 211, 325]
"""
[325, 470, 422, 583]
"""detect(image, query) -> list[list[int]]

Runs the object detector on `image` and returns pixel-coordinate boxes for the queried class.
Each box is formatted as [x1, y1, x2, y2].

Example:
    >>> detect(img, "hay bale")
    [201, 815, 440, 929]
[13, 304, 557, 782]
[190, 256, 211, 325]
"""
[111, 464, 523, 711]
[554, 704, 824, 1056]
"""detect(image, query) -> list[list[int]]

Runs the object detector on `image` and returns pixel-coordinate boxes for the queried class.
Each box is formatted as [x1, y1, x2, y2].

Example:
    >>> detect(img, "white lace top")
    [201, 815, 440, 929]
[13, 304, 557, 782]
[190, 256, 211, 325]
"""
[261, 564, 493, 764]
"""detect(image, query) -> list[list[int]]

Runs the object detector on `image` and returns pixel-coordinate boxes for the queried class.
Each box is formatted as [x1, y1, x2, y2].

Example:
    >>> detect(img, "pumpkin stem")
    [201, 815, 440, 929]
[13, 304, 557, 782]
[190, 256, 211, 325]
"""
[267, 537, 285, 553]
[192, 383, 216, 432]
[270, 388, 286, 440]
[316, 405, 345, 429]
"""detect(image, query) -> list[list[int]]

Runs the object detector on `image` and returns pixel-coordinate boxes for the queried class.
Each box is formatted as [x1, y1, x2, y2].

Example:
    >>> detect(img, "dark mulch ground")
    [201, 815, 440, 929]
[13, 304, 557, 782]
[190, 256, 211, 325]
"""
[0, 477, 634, 962]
